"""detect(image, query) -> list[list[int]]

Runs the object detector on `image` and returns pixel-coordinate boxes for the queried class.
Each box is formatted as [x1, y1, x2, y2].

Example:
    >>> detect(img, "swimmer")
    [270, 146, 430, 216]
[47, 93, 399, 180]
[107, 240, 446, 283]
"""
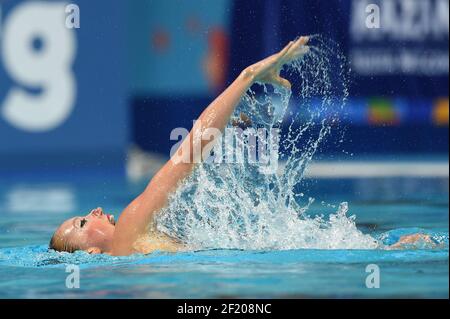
[49, 37, 436, 256]
[387, 233, 438, 250]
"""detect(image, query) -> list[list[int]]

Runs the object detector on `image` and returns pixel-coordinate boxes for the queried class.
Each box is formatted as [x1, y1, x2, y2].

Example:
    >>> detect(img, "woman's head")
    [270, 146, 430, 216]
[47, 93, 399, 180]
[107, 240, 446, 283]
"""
[49, 207, 116, 254]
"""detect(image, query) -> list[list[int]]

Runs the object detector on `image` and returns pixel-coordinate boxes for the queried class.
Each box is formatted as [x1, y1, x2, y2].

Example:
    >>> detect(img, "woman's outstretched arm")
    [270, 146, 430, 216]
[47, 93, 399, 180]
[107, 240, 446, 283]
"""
[111, 36, 309, 255]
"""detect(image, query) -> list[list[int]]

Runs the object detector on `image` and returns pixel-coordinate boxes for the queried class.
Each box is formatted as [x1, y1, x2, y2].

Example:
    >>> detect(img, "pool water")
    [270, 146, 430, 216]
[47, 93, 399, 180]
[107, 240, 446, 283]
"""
[0, 173, 448, 298]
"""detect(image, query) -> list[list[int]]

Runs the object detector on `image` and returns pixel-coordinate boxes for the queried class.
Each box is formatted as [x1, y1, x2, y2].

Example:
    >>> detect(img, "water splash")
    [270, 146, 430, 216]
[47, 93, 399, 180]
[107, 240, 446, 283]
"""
[156, 36, 379, 250]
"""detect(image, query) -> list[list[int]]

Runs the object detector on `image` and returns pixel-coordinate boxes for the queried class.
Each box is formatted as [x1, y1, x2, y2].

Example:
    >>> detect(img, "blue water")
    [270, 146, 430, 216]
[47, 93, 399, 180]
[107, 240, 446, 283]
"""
[0, 173, 448, 298]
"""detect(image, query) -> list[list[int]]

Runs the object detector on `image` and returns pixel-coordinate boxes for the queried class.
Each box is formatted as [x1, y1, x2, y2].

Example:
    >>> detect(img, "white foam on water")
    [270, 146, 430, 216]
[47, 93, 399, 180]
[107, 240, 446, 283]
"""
[156, 36, 380, 250]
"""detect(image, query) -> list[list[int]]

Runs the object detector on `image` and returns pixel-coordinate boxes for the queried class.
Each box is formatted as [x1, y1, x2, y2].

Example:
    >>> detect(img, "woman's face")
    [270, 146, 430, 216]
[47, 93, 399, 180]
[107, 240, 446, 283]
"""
[53, 207, 116, 253]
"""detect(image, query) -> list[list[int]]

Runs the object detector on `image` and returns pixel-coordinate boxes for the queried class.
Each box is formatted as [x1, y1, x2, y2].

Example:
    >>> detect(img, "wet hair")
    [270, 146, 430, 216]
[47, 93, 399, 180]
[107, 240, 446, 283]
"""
[49, 231, 78, 253]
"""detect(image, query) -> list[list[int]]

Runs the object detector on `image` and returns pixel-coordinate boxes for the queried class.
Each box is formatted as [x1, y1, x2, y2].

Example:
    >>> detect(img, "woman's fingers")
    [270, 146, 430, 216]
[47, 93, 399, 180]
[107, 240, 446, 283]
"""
[268, 36, 309, 66]
[284, 36, 310, 62]
[291, 45, 310, 59]
[258, 42, 293, 74]
[250, 37, 308, 87]
[280, 41, 295, 55]
[272, 37, 308, 88]
[290, 36, 309, 51]
[275, 41, 294, 62]
[264, 37, 308, 68]
[298, 36, 309, 46]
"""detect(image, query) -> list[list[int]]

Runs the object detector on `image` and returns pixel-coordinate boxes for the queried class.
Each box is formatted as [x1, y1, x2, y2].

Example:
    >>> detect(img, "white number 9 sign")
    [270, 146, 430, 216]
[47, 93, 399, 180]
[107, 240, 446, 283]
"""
[1, 1, 76, 132]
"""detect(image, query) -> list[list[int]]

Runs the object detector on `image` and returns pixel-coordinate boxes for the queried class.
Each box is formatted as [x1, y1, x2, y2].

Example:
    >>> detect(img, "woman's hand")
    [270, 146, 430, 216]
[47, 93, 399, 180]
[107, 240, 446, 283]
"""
[241, 36, 310, 89]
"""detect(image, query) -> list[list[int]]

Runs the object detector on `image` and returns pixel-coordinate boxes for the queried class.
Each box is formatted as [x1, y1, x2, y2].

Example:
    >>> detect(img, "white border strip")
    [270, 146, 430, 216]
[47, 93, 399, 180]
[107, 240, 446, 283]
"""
[302, 162, 449, 178]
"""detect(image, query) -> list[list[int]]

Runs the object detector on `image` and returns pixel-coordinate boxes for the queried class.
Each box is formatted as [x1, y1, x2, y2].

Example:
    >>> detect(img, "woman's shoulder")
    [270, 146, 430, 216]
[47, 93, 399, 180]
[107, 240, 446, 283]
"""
[133, 231, 184, 254]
